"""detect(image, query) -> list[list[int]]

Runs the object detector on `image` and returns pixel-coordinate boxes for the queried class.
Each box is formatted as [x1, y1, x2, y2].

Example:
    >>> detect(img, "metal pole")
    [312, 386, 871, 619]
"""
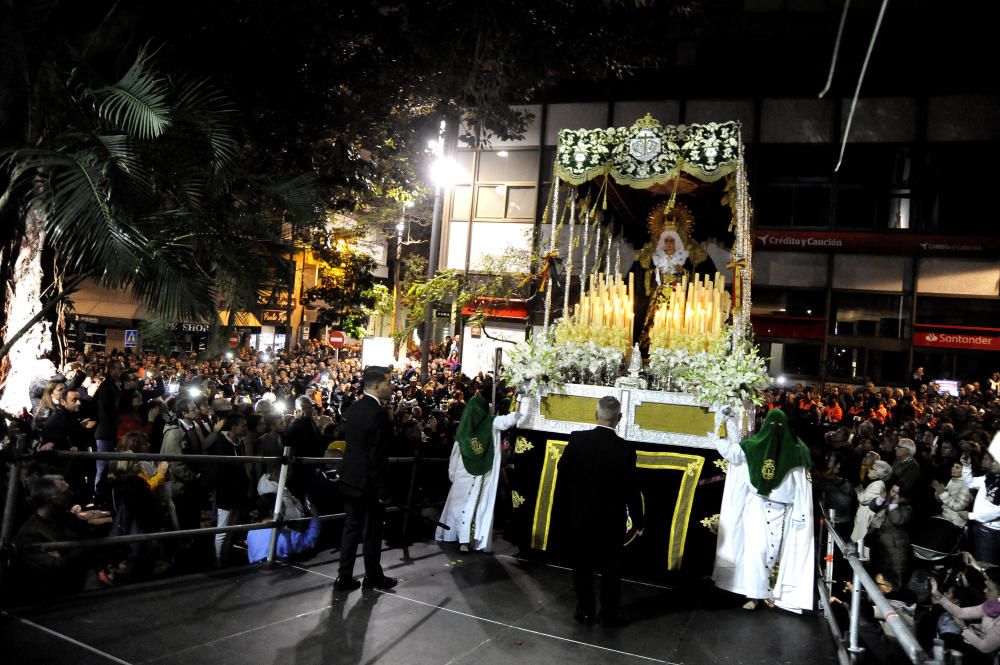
[421, 118, 453, 383]
[267, 445, 293, 565]
[816, 571, 852, 665]
[400, 449, 421, 562]
[542, 177, 560, 330]
[0, 434, 27, 586]
[848, 566, 864, 663]
[825, 509, 837, 608]
[563, 190, 575, 318]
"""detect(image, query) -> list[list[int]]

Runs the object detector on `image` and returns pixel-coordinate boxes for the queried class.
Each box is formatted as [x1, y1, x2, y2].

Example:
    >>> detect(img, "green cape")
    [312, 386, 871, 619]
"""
[455, 395, 495, 476]
[739, 408, 811, 496]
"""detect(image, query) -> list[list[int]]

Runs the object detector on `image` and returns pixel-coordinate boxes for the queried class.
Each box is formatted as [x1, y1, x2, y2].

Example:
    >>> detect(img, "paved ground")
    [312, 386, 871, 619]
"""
[1, 539, 839, 665]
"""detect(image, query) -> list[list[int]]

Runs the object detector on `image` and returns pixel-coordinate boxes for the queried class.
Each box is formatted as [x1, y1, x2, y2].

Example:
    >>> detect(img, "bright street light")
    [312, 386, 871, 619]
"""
[430, 156, 462, 188]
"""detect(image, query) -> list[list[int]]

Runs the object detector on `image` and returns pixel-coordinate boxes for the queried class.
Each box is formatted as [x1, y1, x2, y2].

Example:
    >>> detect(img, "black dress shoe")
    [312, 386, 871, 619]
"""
[362, 575, 398, 590]
[333, 576, 361, 591]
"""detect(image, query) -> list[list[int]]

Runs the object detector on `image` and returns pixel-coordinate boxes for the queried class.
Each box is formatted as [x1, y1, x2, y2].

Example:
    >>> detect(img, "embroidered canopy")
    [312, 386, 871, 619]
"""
[555, 115, 743, 188]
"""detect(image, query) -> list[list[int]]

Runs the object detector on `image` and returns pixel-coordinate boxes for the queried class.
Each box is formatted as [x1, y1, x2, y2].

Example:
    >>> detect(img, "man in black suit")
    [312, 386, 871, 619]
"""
[557, 395, 644, 626]
[333, 365, 397, 591]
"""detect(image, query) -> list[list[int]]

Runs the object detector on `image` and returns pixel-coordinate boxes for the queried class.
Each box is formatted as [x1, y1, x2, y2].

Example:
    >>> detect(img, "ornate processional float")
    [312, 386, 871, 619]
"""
[501, 116, 770, 577]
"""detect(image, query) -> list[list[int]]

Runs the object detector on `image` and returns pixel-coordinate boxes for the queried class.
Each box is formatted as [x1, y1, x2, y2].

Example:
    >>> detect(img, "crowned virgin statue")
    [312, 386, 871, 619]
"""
[635, 201, 708, 346]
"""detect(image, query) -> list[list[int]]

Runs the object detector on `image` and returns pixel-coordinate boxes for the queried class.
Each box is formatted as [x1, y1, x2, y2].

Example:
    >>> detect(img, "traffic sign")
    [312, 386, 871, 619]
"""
[124, 329, 138, 348]
[328, 330, 346, 348]
[228, 332, 241, 348]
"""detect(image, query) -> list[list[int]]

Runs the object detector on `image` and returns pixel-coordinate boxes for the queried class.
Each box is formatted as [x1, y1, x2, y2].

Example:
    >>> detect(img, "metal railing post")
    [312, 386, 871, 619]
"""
[848, 566, 865, 663]
[267, 446, 292, 566]
[0, 434, 27, 587]
[400, 447, 421, 561]
[824, 509, 836, 612]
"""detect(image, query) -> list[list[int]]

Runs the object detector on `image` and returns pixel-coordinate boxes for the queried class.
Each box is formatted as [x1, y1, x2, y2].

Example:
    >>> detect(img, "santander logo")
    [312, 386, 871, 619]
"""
[925, 333, 939, 342]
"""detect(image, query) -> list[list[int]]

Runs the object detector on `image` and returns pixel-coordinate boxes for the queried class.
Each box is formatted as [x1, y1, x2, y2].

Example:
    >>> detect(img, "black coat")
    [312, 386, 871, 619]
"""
[338, 395, 392, 500]
[286, 415, 327, 459]
[557, 426, 644, 557]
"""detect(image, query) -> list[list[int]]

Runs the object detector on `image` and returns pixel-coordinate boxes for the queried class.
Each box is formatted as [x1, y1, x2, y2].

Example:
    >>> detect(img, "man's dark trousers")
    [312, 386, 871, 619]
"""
[338, 494, 385, 580]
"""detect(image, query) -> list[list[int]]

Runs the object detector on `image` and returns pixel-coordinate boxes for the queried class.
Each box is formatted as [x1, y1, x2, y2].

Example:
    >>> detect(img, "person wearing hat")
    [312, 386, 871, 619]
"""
[436, 394, 523, 552]
[961, 432, 1000, 566]
[713, 407, 814, 612]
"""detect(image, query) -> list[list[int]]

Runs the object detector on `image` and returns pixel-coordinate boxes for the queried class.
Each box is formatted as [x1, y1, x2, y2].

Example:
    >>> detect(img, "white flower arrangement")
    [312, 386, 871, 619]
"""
[647, 347, 693, 391]
[554, 340, 624, 386]
[503, 333, 563, 396]
[676, 336, 770, 407]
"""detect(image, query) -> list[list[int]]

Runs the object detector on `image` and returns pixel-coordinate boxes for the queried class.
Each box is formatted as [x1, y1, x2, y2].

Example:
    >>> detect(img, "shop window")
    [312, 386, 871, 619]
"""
[830, 293, 911, 340]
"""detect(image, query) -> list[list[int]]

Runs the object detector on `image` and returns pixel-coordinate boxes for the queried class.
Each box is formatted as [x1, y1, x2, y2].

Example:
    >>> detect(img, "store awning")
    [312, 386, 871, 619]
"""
[68, 279, 150, 325]
[218, 311, 263, 334]
[461, 297, 529, 321]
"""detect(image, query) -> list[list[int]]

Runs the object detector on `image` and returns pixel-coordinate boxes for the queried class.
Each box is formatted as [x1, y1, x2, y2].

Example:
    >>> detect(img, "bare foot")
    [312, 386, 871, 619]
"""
[459, 544, 469, 552]
[762, 599, 775, 609]
[742, 600, 758, 611]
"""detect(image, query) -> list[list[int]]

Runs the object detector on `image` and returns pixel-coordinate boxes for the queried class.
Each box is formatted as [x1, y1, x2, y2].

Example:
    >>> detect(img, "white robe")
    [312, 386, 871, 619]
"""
[436, 411, 520, 551]
[713, 434, 815, 612]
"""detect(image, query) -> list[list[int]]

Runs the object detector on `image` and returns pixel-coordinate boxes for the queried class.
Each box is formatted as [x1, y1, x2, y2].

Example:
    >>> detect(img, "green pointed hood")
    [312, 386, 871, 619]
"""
[456, 395, 495, 476]
[739, 408, 812, 496]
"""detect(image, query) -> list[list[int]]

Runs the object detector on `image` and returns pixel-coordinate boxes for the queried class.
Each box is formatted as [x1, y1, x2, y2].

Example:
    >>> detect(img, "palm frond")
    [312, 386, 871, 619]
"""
[95, 133, 154, 191]
[264, 174, 323, 228]
[174, 76, 239, 177]
[92, 46, 172, 140]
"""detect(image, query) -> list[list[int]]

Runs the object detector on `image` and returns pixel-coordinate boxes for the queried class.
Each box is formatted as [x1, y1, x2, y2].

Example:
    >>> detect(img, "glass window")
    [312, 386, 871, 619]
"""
[826, 347, 907, 384]
[453, 152, 475, 183]
[916, 296, 1000, 328]
[475, 185, 506, 218]
[829, 293, 911, 339]
[782, 343, 822, 377]
[751, 287, 825, 317]
[478, 150, 540, 182]
[468, 222, 533, 272]
[506, 187, 537, 219]
[446, 221, 469, 270]
[451, 185, 473, 221]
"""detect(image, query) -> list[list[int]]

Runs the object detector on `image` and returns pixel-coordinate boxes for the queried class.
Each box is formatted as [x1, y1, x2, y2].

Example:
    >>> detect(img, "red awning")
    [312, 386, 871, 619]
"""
[461, 297, 529, 320]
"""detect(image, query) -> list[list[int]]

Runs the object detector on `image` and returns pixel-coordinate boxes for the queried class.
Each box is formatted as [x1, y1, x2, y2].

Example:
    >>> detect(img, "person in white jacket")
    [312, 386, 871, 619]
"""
[713, 408, 814, 613]
[933, 462, 972, 528]
[436, 395, 523, 552]
[851, 460, 892, 545]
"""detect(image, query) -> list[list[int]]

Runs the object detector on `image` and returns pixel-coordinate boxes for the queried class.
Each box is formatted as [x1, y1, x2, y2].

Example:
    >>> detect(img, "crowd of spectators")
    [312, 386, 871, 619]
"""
[4, 338, 1000, 663]
[1, 339, 508, 599]
[775, 372, 1000, 663]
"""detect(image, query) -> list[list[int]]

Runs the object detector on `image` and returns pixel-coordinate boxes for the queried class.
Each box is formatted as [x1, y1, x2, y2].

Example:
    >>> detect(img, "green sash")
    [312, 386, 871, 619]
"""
[456, 395, 495, 476]
[740, 408, 811, 496]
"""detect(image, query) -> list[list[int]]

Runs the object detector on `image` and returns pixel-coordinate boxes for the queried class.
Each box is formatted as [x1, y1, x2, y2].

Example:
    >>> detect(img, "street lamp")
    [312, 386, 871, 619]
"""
[420, 119, 459, 382]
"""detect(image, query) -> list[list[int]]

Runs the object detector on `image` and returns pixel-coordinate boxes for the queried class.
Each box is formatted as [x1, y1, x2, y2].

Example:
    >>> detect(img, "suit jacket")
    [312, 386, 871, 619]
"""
[557, 426, 643, 552]
[338, 395, 392, 499]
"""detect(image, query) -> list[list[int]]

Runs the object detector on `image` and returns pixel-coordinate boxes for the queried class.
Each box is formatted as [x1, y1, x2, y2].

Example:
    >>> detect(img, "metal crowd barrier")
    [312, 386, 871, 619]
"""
[0, 435, 449, 583]
[816, 506, 944, 665]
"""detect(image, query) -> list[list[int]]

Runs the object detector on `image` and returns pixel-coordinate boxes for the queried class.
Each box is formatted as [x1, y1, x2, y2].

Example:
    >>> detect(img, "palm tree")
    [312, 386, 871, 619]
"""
[0, 42, 319, 413]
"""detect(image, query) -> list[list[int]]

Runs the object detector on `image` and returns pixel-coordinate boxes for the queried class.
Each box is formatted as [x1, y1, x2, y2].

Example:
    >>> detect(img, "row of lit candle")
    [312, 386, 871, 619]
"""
[650, 272, 730, 347]
[571, 272, 635, 347]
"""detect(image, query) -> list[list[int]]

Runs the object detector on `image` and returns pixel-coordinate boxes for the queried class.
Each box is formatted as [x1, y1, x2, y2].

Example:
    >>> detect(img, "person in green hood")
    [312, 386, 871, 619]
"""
[712, 407, 815, 613]
[436, 394, 524, 552]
